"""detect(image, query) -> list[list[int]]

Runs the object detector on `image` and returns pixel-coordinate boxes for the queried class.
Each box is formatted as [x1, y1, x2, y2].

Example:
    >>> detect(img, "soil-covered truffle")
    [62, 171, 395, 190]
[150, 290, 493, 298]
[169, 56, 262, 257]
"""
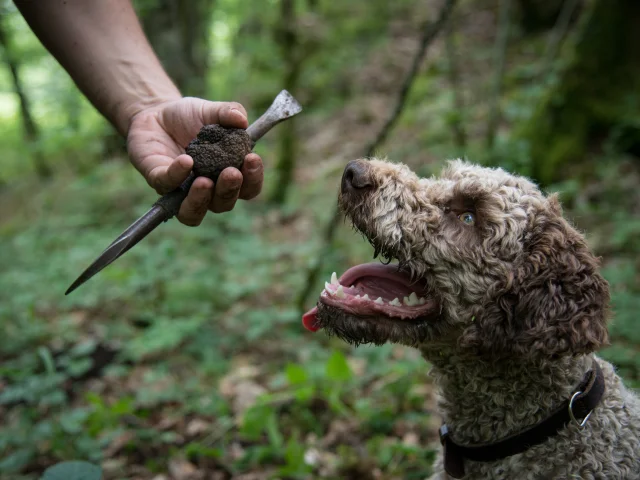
[186, 125, 252, 181]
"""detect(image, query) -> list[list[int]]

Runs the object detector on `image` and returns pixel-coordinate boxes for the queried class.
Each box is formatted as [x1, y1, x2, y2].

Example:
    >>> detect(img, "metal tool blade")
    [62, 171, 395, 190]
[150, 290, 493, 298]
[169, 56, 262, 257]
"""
[65, 205, 167, 295]
[65, 90, 302, 295]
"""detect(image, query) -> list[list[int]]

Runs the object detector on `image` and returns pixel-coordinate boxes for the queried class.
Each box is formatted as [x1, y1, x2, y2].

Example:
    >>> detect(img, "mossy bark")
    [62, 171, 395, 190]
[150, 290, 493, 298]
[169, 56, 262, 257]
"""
[516, 0, 640, 186]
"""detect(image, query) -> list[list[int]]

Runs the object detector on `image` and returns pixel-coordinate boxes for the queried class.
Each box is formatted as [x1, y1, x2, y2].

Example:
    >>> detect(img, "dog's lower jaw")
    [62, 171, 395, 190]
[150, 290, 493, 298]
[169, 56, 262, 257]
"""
[315, 303, 444, 347]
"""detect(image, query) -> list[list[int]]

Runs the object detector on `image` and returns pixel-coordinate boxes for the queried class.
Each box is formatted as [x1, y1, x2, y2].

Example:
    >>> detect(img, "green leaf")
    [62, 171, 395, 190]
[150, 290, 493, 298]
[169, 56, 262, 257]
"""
[110, 396, 134, 415]
[293, 385, 315, 402]
[278, 434, 312, 476]
[285, 363, 308, 385]
[69, 340, 97, 357]
[37, 347, 56, 375]
[59, 408, 90, 435]
[184, 442, 222, 460]
[327, 386, 350, 416]
[265, 411, 284, 450]
[41, 461, 102, 480]
[67, 357, 93, 378]
[325, 350, 352, 382]
[241, 403, 275, 439]
[0, 448, 35, 473]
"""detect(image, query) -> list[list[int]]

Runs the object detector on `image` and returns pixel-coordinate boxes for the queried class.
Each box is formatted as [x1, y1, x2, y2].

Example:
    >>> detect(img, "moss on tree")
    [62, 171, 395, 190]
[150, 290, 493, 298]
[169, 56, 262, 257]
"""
[516, 0, 640, 186]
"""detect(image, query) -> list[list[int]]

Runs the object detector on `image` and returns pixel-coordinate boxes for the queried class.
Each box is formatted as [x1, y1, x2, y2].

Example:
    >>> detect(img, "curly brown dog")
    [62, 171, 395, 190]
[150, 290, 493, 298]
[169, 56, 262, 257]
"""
[303, 159, 640, 479]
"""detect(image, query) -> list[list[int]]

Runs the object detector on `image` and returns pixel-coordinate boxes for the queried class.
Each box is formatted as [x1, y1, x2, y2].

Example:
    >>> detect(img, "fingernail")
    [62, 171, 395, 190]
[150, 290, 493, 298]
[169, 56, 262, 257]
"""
[245, 156, 261, 171]
[231, 108, 246, 119]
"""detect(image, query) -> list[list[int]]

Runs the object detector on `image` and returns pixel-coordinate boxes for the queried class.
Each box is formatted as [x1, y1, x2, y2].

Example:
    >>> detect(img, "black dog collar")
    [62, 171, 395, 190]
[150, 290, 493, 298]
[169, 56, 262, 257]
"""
[439, 359, 605, 478]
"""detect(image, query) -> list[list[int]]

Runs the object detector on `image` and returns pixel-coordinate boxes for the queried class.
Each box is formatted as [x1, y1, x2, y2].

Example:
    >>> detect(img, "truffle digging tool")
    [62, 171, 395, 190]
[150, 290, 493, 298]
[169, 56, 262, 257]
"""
[66, 90, 302, 295]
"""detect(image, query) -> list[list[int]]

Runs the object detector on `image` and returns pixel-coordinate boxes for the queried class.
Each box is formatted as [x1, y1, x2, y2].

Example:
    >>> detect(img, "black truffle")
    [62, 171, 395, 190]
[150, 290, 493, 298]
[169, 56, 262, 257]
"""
[186, 125, 252, 181]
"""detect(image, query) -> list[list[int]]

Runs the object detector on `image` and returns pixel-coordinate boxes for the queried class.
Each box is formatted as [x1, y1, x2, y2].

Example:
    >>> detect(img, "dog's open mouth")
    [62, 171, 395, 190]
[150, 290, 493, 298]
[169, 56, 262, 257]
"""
[302, 263, 439, 332]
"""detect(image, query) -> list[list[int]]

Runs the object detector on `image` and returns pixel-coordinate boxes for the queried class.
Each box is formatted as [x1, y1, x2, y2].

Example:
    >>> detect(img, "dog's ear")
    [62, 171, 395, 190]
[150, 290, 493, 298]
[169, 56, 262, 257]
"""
[508, 215, 610, 357]
[547, 192, 563, 216]
[460, 202, 610, 358]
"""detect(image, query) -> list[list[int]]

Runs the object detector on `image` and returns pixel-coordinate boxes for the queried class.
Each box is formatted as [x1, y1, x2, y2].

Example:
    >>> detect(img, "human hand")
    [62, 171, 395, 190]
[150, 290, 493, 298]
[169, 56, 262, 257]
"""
[127, 98, 264, 226]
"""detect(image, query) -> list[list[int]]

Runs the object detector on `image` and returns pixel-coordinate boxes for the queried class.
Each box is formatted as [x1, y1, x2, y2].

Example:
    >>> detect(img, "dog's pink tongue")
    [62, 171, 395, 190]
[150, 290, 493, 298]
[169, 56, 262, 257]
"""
[302, 307, 320, 332]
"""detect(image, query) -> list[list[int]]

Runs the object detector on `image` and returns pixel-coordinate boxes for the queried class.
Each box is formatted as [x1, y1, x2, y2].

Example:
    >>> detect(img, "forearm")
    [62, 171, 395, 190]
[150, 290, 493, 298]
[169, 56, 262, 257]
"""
[14, 0, 181, 136]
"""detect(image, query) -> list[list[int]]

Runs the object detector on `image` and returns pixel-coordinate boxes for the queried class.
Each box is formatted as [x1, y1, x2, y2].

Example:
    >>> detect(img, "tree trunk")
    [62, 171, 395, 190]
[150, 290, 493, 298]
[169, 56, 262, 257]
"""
[138, 0, 214, 97]
[515, 0, 567, 33]
[516, 0, 640, 186]
[269, 0, 301, 205]
[445, 11, 467, 150]
[485, 0, 511, 151]
[0, 17, 50, 178]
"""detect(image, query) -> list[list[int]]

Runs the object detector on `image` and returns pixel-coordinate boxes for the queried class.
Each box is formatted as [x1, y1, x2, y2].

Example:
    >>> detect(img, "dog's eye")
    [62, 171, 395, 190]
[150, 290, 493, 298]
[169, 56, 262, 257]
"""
[458, 212, 475, 226]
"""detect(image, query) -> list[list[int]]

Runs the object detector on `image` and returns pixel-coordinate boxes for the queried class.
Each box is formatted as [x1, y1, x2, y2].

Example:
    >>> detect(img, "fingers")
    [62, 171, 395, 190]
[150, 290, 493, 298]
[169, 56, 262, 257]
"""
[177, 177, 214, 226]
[166, 154, 193, 186]
[146, 154, 193, 194]
[239, 153, 264, 200]
[162, 152, 263, 225]
[210, 167, 243, 213]
[201, 101, 249, 129]
[175, 154, 262, 224]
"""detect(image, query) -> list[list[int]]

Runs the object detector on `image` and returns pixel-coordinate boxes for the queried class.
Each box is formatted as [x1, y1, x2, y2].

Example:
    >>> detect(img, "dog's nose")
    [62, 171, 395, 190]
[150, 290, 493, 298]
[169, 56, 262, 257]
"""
[341, 160, 372, 194]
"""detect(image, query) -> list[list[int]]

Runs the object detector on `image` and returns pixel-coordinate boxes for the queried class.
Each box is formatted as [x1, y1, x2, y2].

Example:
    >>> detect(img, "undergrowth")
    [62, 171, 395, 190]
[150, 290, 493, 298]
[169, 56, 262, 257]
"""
[0, 1, 639, 478]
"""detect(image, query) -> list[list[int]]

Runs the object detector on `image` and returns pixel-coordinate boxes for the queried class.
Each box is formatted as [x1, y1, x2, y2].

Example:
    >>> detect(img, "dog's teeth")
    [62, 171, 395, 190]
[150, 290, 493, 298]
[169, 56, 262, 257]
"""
[418, 297, 426, 305]
[336, 285, 346, 299]
[389, 297, 401, 307]
[363, 294, 370, 301]
[331, 272, 339, 285]
[374, 297, 384, 305]
[355, 294, 361, 299]
[350, 285, 354, 289]
[404, 293, 419, 306]
[325, 282, 333, 293]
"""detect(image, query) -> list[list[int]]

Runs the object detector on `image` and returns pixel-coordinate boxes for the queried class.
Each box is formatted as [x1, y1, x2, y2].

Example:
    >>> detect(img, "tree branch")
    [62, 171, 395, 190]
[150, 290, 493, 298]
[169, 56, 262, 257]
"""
[0, 15, 50, 178]
[445, 8, 467, 149]
[485, 0, 512, 151]
[540, 0, 581, 80]
[296, 0, 458, 313]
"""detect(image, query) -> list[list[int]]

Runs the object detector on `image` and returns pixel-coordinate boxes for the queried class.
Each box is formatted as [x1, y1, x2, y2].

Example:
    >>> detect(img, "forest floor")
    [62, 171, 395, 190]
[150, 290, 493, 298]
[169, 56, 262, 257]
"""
[1, 2, 640, 480]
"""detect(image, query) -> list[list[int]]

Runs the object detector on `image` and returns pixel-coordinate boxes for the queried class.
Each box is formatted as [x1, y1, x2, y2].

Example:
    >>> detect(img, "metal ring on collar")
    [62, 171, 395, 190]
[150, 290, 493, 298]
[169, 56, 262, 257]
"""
[568, 391, 592, 428]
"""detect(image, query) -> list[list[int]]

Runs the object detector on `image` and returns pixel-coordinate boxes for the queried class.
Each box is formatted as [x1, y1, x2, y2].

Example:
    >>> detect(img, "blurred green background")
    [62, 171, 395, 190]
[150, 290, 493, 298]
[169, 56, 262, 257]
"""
[0, 0, 638, 479]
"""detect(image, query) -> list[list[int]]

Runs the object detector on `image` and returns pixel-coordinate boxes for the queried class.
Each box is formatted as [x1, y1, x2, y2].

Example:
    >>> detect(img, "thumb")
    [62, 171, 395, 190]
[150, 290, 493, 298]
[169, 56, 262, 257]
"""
[201, 101, 249, 129]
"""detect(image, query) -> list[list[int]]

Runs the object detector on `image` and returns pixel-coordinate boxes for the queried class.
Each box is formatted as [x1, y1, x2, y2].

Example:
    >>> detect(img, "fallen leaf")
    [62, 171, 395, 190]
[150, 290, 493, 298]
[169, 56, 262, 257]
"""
[402, 432, 419, 447]
[231, 381, 266, 415]
[186, 418, 211, 437]
[168, 457, 200, 480]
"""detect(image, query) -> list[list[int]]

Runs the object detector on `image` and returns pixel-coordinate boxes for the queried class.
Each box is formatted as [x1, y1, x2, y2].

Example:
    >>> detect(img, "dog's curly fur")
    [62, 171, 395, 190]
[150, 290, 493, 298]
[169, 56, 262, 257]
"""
[315, 159, 640, 479]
